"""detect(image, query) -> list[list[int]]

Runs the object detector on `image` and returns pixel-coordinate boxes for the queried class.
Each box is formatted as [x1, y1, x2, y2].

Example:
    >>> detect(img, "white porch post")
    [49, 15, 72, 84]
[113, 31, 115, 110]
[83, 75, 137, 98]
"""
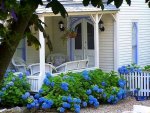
[111, 13, 119, 71]
[90, 14, 102, 67]
[39, 15, 45, 89]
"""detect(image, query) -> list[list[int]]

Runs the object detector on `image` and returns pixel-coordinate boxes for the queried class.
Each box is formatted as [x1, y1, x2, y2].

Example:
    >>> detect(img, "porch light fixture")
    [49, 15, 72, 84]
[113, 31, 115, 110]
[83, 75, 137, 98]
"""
[58, 21, 65, 31]
[99, 20, 105, 31]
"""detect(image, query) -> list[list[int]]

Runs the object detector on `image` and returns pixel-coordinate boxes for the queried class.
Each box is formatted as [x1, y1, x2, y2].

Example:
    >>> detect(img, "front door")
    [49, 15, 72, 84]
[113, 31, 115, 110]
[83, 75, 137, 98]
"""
[74, 19, 95, 67]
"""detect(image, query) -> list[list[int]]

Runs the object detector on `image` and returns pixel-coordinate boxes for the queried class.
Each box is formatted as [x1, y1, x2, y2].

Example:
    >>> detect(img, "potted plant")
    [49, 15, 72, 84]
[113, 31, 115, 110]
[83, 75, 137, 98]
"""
[61, 29, 77, 41]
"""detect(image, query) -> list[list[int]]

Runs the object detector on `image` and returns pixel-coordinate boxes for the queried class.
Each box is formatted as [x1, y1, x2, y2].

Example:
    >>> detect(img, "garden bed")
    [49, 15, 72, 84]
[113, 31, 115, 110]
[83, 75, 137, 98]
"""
[0, 69, 127, 113]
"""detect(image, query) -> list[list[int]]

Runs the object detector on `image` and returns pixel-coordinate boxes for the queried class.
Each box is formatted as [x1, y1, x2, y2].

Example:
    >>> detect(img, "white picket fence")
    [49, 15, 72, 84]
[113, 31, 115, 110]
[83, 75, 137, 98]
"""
[122, 72, 150, 96]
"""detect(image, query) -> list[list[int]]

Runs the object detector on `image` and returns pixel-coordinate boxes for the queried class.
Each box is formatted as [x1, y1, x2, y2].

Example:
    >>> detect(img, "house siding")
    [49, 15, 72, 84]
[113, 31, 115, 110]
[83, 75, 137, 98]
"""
[99, 14, 114, 71]
[50, 17, 67, 55]
[118, 0, 150, 67]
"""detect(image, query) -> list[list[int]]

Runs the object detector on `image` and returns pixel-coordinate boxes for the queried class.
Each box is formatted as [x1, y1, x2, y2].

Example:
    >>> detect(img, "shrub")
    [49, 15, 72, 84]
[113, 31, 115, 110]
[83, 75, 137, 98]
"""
[23, 69, 127, 112]
[143, 65, 150, 72]
[0, 71, 30, 107]
[118, 64, 142, 74]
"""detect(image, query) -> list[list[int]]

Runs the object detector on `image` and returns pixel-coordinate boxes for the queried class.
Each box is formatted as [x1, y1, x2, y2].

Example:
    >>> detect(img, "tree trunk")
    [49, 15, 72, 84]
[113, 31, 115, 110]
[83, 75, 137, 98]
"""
[0, 12, 34, 82]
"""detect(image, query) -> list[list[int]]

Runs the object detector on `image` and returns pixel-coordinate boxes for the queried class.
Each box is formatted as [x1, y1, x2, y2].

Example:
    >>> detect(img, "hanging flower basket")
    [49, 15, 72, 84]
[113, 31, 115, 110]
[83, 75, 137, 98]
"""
[61, 29, 77, 41]
[67, 30, 77, 38]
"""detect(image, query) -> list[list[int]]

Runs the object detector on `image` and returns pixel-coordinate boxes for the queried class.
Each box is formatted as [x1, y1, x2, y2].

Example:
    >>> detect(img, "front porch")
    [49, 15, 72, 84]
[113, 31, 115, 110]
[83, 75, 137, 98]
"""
[12, 2, 119, 92]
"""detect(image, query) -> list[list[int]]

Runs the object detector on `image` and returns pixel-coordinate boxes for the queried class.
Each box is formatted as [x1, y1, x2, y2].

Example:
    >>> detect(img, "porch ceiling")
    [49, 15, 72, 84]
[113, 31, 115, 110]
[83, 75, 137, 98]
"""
[36, 3, 119, 16]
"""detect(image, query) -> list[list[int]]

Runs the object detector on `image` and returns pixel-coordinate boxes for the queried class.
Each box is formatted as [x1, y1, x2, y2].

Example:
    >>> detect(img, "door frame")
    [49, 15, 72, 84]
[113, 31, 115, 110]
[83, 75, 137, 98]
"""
[68, 17, 94, 62]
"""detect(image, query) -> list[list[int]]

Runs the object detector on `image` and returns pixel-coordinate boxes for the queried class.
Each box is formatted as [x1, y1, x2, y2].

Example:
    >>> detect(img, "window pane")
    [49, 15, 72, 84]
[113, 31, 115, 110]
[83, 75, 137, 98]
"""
[75, 23, 82, 49]
[132, 22, 138, 64]
[87, 22, 94, 49]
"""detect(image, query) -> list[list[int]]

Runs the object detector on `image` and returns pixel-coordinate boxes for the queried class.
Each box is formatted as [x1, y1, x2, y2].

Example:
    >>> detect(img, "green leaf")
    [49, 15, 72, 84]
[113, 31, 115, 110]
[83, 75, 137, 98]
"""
[126, 0, 131, 6]
[46, 0, 68, 18]
[91, 0, 99, 7]
[82, 0, 90, 6]
[146, 0, 149, 3]
[107, 0, 114, 5]
[114, 0, 123, 8]
[26, 33, 41, 50]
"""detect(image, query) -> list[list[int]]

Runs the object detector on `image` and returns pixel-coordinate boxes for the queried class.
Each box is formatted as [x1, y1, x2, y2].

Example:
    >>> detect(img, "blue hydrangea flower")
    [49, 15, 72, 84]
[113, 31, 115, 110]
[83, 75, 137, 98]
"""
[82, 70, 91, 80]
[39, 97, 45, 103]
[76, 98, 81, 103]
[27, 104, 32, 109]
[62, 96, 67, 101]
[97, 88, 103, 93]
[35, 103, 39, 108]
[25, 92, 30, 98]
[93, 98, 98, 103]
[73, 98, 78, 103]
[74, 104, 80, 109]
[8, 81, 14, 86]
[82, 70, 89, 76]
[22, 94, 28, 100]
[31, 102, 36, 107]
[19, 73, 23, 79]
[45, 99, 53, 106]
[107, 95, 115, 103]
[112, 97, 119, 104]
[6, 85, 9, 89]
[89, 100, 94, 105]
[12, 69, 16, 73]
[50, 82, 55, 87]
[101, 81, 106, 86]
[44, 78, 50, 86]
[42, 102, 50, 109]
[137, 69, 142, 73]
[86, 89, 92, 95]
[12, 77, 15, 81]
[60, 82, 69, 91]
[89, 95, 94, 100]
[82, 101, 87, 107]
[94, 101, 99, 108]
[59, 107, 65, 113]
[103, 93, 107, 98]
[75, 108, 80, 113]
[67, 96, 72, 103]
[46, 72, 52, 78]
[118, 79, 126, 88]
[2, 87, 6, 91]
[92, 85, 99, 91]
[62, 102, 70, 108]
[34, 94, 40, 99]
[39, 89, 43, 94]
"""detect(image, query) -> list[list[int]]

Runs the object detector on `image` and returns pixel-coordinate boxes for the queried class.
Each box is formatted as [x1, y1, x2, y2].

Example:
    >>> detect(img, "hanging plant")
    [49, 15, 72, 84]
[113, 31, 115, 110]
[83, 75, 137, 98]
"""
[61, 29, 77, 42]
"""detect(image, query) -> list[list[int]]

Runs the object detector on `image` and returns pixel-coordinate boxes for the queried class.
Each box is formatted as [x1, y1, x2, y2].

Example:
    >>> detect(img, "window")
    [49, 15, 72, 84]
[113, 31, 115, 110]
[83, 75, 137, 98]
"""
[75, 23, 82, 49]
[15, 39, 26, 61]
[132, 22, 138, 64]
[87, 22, 94, 49]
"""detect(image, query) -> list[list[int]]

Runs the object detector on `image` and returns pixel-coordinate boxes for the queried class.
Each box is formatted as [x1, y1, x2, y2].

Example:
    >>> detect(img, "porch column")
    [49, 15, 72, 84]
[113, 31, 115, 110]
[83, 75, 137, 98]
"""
[90, 14, 102, 67]
[111, 13, 118, 71]
[39, 15, 45, 88]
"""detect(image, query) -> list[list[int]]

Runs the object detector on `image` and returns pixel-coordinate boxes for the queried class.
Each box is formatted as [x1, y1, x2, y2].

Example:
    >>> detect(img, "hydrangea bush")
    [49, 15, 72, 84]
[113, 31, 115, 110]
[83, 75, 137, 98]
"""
[118, 64, 142, 74]
[23, 69, 127, 112]
[0, 70, 30, 107]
